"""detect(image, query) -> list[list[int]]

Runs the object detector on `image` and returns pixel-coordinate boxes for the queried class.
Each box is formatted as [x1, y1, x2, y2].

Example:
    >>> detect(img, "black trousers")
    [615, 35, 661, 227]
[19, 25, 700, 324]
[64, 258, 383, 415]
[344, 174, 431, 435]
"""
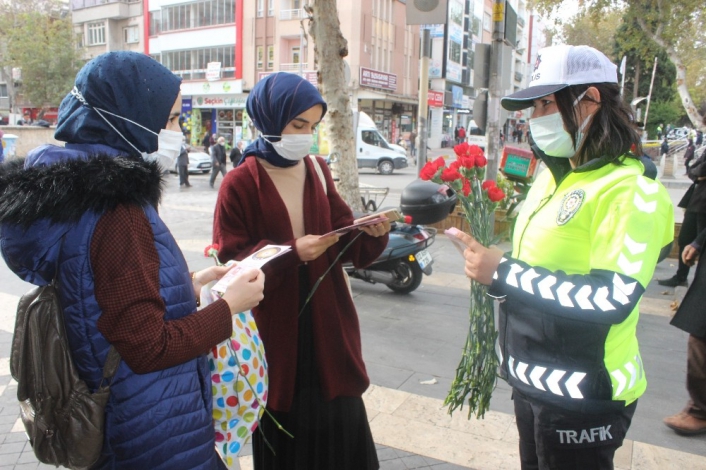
[513, 392, 637, 470]
[178, 164, 189, 186]
[686, 334, 706, 420]
[209, 163, 227, 186]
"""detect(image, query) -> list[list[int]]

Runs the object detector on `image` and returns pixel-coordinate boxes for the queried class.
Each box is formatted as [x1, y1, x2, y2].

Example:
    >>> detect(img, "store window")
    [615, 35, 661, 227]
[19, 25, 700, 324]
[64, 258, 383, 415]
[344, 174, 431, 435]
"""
[87, 22, 105, 46]
[149, 11, 161, 36]
[256, 46, 264, 70]
[267, 45, 274, 69]
[124, 25, 139, 44]
[159, 46, 235, 80]
[268, 0, 274, 16]
[292, 46, 300, 64]
[257, 0, 264, 17]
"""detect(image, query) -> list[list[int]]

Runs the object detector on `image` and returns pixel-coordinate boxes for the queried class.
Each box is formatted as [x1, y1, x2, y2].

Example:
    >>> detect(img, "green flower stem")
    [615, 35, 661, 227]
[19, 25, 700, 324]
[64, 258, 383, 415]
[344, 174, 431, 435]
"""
[298, 231, 364, 317]
[224, 340, 293, 457]
[443, 171, 499, 419]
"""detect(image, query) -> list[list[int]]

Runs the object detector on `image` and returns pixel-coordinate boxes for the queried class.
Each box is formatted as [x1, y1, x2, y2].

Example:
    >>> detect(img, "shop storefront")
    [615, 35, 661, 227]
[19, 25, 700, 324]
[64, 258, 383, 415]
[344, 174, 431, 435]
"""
[180, 80, 247, 149]
[355, 67, 417, 145]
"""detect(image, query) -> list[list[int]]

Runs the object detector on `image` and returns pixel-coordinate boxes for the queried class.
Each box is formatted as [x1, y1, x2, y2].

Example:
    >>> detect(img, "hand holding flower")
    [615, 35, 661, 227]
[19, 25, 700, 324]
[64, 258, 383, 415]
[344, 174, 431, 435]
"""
[451, 229, 504, 285]
[354, 213, 392, 238]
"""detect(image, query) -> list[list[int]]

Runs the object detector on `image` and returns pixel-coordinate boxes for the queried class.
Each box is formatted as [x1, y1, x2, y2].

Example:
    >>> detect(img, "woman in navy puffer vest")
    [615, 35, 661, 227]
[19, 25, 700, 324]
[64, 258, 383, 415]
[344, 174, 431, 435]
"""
[0, 52, 265, 469]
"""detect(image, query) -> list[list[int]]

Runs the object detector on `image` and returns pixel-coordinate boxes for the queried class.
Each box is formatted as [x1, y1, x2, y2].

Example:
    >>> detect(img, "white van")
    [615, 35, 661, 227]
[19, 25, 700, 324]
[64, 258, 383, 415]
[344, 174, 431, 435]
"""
[466, 120, 488, 149]
[354, 111, 408, 175]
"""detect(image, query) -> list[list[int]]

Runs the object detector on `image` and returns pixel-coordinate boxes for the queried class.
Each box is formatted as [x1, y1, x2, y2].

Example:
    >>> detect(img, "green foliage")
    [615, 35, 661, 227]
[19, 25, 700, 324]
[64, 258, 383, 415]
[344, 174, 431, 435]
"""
[533, 0, 705, 127]
[645, 99, 685, 139]
[0, 4, 83, 109]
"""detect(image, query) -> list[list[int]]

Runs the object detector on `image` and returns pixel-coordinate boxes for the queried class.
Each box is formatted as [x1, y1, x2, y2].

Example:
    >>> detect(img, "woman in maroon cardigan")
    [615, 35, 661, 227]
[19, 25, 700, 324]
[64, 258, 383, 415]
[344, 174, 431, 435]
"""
[212, 73, 390, 469]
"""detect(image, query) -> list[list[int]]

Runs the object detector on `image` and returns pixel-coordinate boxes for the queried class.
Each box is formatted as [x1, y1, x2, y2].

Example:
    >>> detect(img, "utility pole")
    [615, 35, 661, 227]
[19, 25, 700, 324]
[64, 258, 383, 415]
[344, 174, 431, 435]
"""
[643, 56, 658, 132]
[485, 0, 506, 183]
[417, 29, 430, 175]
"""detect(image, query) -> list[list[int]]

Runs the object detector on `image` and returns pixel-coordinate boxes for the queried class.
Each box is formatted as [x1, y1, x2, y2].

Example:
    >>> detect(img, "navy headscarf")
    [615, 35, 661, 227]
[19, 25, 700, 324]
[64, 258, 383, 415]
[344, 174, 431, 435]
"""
[54, 51, 181, 156]
[241, 72, 327, 167]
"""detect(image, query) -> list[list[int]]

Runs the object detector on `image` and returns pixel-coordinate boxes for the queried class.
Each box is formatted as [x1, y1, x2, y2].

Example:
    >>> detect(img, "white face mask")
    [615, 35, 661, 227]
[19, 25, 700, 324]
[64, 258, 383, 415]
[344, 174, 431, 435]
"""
[529, 91, 591, 158]
[263, 134, 313, 161]
[153, 129, 184, 170]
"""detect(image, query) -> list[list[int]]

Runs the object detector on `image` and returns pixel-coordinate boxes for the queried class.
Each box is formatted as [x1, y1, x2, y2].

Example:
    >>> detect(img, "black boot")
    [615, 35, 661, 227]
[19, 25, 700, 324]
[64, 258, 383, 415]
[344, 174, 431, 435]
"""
[657, 276, 688, 287]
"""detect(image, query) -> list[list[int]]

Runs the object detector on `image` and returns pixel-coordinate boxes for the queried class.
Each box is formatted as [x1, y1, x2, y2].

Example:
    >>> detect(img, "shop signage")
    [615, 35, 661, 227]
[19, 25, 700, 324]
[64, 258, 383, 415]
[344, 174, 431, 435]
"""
[451, 85, 463, 108]
[193, 94, 248, 109]
[360, 67, 397, 92]
[206, 62, 222, 81]
[428, 91, 444, 108]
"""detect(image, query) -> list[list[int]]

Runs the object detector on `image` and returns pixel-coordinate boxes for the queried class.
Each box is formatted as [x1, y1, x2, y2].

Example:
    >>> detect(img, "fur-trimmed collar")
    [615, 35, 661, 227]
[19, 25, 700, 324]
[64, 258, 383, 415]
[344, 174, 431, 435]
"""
[0, 154, 163, 228]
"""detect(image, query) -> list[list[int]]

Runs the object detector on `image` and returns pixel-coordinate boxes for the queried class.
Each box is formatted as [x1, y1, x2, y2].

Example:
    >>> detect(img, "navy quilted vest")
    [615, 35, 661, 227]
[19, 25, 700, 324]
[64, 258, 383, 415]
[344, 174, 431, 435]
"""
[57, 205, 218, 469]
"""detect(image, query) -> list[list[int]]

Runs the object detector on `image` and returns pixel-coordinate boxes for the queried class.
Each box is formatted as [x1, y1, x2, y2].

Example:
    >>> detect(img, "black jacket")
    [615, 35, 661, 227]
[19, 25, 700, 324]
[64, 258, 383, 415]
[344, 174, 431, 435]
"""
[211, 144, 227, 165]
[672, 243, 706, 338]
[686, 149, 706, 214]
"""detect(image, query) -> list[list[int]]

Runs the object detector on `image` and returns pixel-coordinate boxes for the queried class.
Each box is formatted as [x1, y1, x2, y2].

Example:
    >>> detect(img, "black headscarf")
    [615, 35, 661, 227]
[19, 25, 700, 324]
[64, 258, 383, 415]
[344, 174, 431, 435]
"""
[240, 72, 327, 167]
[54, 51, 181, 156]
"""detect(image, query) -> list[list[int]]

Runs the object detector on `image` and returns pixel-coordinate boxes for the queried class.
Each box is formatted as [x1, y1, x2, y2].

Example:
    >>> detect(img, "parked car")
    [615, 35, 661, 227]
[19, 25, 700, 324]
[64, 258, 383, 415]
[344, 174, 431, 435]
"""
[667, 127, 689, 141]
[170, 146, 212, 174]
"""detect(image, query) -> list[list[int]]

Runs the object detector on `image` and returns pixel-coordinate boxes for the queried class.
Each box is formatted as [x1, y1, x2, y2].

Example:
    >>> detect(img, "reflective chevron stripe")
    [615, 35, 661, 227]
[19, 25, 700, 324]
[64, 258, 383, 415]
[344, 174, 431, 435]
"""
[498, 263, 641, 314]
[507, 355, 586, 399]
[610, 355, 644, 398]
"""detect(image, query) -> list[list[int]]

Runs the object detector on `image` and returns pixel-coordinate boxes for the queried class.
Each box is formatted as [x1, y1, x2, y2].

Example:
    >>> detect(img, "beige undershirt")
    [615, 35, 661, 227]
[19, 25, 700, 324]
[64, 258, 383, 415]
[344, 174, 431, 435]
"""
[258, 158, 307, 238]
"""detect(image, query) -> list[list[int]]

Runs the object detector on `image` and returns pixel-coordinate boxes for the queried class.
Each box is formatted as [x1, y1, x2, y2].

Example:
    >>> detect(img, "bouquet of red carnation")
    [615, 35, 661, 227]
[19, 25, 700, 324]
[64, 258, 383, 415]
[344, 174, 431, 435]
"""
[420, 142, 506, 419]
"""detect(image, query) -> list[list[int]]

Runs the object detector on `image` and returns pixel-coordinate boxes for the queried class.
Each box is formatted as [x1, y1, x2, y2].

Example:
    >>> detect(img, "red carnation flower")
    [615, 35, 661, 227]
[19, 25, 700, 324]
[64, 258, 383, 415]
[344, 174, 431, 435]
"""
[420, 161, 438, 180]
[462, 178, 471, 197]
[458, 155, 475, 169]
[432, 156, 446, 170]
[467, 145, 484, 158]
[204, 244, 220, 257]
[488, 187, 506, 202]
[441, 167, 463, 182]
[449, 160, 462, 171]
[454, 142, 470, 157]
[481, 180, 496, 191]
[475, 154, 488, 168]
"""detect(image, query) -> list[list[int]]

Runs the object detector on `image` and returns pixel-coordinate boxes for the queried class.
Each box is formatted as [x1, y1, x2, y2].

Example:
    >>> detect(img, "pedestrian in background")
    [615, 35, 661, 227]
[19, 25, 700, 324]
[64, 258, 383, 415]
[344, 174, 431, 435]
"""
[209, 135, 227, 188]
[201, 131, 211, 152]
[213, 71, 390, 470]
[0, 128, 4, 164]
[454, 44, 673, 469]
[177, 143, 191, 187]
[658, 143, 706, 288]
[661, 136, 670, 158]
[664, 224, 706, 435]
[409, 129, 417, 158]
[229, 140, 244, 169]
[0, 50, 265, 469]
[684, 138, 696, 172]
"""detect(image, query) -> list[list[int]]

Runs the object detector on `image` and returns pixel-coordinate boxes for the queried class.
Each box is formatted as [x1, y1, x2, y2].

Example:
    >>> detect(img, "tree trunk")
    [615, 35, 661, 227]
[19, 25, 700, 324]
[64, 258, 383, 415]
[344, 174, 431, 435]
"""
[638, 21, 705, 130]
[306, 0, 362, 211]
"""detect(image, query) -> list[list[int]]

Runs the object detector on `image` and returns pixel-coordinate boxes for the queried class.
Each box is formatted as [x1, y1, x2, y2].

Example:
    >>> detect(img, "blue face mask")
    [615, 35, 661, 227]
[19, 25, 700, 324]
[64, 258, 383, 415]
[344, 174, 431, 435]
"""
[529, 91, 592, 158]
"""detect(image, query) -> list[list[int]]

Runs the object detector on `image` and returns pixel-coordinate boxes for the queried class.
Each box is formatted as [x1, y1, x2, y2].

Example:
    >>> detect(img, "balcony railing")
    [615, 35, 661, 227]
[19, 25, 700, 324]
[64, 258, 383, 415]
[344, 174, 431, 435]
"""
[280, 8, 305, 20]
[280, 62, 308, 71]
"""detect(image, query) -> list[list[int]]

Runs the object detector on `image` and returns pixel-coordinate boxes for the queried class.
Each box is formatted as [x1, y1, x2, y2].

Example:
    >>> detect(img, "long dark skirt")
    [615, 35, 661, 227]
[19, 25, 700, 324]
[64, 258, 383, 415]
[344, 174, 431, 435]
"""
[252, 266, 379, 470]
